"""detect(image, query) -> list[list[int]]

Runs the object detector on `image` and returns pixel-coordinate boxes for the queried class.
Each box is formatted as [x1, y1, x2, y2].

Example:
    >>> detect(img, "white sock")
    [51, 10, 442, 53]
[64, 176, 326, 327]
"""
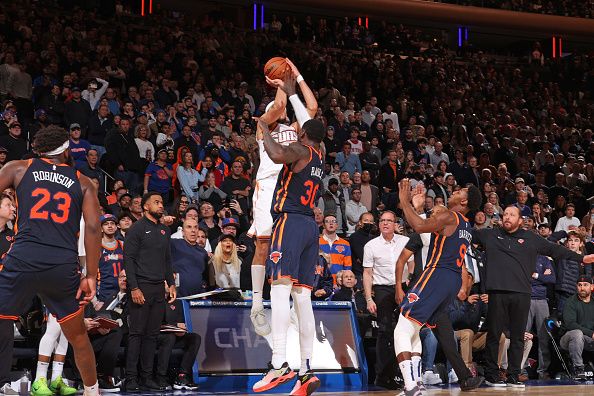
[83, 382, 99, 396]
[292, 287, 314, 375]
[411, 355, 422, 383]
[399, 360, 416, 391]
[51, 361, 64, 382]
[270, 283, 292, 369]
[251, 265, 266, 311]
[35, 361, 49, 381]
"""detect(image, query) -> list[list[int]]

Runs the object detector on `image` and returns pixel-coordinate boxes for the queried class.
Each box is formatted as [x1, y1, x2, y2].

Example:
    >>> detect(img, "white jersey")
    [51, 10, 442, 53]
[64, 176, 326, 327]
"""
[256, 123, 298, 181]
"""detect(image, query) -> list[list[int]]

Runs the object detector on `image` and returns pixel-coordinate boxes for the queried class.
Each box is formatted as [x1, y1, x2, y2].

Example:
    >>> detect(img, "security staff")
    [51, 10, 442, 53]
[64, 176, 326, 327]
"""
[124, 192, 176, 392]
[473, 205, 594, 388]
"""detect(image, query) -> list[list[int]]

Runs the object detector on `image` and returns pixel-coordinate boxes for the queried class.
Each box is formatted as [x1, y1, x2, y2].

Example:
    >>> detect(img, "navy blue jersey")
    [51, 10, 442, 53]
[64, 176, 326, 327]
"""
[6, 158, 83, 270]
[97, 240, 124, 302]
[425, 212, 472, 273]
[271, 144, 324, 216]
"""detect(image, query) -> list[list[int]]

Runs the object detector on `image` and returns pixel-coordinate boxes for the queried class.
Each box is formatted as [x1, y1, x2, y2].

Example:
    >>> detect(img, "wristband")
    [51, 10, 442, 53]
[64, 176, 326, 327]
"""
[296, 75, 304, 84]
[366, 297, 373, 302]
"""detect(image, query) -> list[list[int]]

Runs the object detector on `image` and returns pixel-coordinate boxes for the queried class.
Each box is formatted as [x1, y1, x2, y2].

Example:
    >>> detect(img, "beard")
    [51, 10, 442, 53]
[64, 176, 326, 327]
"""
[148, 209, 163, 219]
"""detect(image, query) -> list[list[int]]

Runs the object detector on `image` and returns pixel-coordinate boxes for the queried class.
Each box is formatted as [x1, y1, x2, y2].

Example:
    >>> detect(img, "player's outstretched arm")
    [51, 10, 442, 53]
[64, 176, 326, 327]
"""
[258, 118, 309, 165]
[259, 86, 287, 127]
[286, 59, 318, 119]
[0, 160, 26, 191]
[398, 179, 455, 234]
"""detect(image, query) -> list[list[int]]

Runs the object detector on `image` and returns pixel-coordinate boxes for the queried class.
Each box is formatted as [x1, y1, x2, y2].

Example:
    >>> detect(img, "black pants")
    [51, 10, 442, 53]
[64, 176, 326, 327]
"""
[431, 310, 471, 382]
[0, 320, 14, 386]
[485, 292, 531, 379]
[373, 285, 398, 380]
[91, 327, 123, 377]
[156, 332, 201, 376]
[126, 283, 165, 380]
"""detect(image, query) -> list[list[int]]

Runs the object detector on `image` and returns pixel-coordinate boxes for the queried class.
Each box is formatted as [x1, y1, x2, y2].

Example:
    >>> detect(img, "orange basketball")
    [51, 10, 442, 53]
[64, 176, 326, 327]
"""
[264, 57, 289, 80]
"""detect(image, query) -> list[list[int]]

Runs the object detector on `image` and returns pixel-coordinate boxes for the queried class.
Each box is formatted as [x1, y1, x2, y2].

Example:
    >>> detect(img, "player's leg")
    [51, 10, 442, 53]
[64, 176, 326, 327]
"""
[394, 314, 422, 394]
[33, 314, 58, 396]
[59, 314, 98, 396]
[50, 327, 77, 395]
[251, 237, 271, 336]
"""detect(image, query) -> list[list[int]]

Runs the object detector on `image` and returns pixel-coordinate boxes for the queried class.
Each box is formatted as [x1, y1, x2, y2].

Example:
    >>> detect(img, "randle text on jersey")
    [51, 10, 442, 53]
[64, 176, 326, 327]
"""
[31, 170, 76, 188]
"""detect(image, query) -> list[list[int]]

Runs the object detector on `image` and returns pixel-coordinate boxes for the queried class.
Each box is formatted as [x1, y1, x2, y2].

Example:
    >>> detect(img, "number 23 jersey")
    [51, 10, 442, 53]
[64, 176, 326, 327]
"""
[6, 158, 83, 270]
[271, 145, 324, 217]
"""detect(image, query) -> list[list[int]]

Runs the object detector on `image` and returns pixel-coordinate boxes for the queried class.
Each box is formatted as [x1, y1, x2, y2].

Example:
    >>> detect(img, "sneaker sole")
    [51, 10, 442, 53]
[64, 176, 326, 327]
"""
[290, 377, 320, 396]
[98, 389, 120, 393]
[253, 371, 296, 393]
[173, 385, 199, 391]
[507, 384, 526, 389]
[485, 381, 507, 387]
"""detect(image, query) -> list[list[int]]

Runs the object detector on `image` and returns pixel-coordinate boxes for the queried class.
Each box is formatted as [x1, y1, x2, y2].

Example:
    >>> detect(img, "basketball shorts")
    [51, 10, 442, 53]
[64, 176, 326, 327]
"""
[400, 266, 461, 328]
[266, 213, 319, 289]
[247, 178, 277, 239]
[0, 256, 82, 323]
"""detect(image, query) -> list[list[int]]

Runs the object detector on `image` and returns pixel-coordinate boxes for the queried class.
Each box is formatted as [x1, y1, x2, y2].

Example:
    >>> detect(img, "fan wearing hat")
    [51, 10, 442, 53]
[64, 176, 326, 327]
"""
[559, 274, 594, 380]
[209, 233, 242, 290]
[0, 121, 27, 162]
[63, 85, 92, 136]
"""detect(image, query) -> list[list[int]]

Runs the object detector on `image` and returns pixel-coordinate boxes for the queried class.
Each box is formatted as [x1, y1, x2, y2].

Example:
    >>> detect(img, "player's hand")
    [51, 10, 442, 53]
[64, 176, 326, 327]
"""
[265, 76, 285, 90]
[131, 288, 145, 305]
[168, 285, 177, 303]
[77, 275, 96, 306]
[366, 299, 377, 315]
[398, 179, 411, 204]
[411, 183, 426, 211]
[395, 285, 405, 305]
[285, 58, 300, 78]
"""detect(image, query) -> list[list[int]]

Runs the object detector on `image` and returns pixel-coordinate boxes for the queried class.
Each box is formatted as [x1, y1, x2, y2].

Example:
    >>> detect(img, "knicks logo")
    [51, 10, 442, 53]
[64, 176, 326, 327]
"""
[335, 245, 345, 254]
[161, 230, 166, 235]
[407, 293, 420, 304]
[269, 251, 283, 264]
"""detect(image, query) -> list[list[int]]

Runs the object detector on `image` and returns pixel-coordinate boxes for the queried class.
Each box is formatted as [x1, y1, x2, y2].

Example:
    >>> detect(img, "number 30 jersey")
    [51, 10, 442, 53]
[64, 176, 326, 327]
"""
[7, 158, 83, 270]
[271, 144, 324, 217]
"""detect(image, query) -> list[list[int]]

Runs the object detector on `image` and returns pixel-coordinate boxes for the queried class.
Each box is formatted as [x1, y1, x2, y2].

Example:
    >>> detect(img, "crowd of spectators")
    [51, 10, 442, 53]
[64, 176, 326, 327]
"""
[435, 0, 594, 18]
[2, 0, 594, 389]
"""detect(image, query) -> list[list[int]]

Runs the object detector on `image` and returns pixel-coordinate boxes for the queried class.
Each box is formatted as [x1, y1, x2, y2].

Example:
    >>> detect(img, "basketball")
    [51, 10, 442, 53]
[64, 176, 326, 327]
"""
[264, 57, 289, 80]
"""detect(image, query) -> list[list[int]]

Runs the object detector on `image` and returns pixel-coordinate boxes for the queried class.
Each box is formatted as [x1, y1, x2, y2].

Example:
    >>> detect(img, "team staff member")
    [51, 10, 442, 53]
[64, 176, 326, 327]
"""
[363, 210, 409, 390]
[124, 192, 176, 392]
[473, 205, 594, 388]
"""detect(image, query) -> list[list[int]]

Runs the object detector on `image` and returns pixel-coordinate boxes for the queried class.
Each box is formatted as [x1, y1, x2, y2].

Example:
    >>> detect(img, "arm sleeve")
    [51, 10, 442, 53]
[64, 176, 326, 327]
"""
[199, 186, 213, 199]
[535, 234, 583, 262]
[548, 230, 567, 243]
[471, 228, 488, 247]
[288, 94, 312, 128]
[123, 226, 141, 290]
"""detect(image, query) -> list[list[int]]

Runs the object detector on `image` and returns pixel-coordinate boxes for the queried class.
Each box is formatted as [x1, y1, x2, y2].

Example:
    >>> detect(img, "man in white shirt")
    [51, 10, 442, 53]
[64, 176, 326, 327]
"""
[345, 186, 368, 237]
[429, 141, 450, 167]
[363, 211, 409, 390]
[554, 203, 581, 233]
[382, 104, 400, 133]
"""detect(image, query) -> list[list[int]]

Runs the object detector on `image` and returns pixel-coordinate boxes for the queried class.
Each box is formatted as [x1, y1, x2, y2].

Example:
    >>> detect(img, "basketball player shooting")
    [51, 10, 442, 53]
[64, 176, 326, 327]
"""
[394, 180, 482, 396]
[0, 126, 102, 396]
[251, 75, 325, 396]
[249, 58, 318, 336]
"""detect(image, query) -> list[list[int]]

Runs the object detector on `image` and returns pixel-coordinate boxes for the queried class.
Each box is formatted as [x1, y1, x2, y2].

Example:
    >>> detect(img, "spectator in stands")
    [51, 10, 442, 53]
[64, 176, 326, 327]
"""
[378, 150, 401, 207]
[555, 231, 592, 315]
[220, 160, 251, 215]
[320, 178, 346, 235]
[345, 185, 368, 237]
[209, 234, 242, 290]
[560, 275, 594, 379]
[514, 190, 532, 217]
[105, 118, 143, 194]
[555, 204, 581, 233]
[177, 151, 202, 203]
[171, 218, 208, 297]
[63, 87, 91, 134]
[95, 214, 124, 306]
[363, 210, 409, 390]
[144, 149, 173, 203]
[134, 124, 155, 166]
[336, 142, 361, 177]
[349, 212, 378, 284]
[319, 213, 353, 286]
[116, 211, 133, 241]
[312, 253, 334, 301]
[0, 122, 27, 161]
[82, 78, 109, 111]
[87, 104, 113, 158]
[199, 201, 222, 247]
[69, 123, 91, 169]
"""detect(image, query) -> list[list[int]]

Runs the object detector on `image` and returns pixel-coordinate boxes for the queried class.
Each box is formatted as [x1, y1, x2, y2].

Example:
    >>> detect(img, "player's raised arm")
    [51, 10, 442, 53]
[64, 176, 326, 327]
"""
[258, 86, 287, 127]
[258, 118, 309, 165]
[398, 179, 455, 234]
[286, 58, 317, 120]
[266, 66, 312, 128]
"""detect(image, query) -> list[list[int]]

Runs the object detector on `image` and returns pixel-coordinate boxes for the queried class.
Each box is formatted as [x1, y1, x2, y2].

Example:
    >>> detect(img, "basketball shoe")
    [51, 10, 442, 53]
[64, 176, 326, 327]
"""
[253, 362, 296, 392]
[289, 370, 320, 396]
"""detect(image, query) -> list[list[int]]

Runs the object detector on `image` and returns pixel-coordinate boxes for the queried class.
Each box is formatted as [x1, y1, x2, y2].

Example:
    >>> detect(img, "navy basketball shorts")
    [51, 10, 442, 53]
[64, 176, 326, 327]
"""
[266, 213, 319, 289]
[0, 257, 82, 323]
[400, 266, 462, 328]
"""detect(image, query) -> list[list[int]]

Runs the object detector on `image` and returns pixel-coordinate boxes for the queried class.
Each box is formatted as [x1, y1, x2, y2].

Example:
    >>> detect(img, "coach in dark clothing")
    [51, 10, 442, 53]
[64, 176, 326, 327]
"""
[472, 205, 594, 387]
[124, 192, 176, 392]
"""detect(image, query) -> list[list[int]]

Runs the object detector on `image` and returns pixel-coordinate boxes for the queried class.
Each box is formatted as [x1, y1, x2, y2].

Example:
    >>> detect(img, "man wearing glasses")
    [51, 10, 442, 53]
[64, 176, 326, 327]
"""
[362, 211, 409, 390]
[319, 213, 353, 287]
